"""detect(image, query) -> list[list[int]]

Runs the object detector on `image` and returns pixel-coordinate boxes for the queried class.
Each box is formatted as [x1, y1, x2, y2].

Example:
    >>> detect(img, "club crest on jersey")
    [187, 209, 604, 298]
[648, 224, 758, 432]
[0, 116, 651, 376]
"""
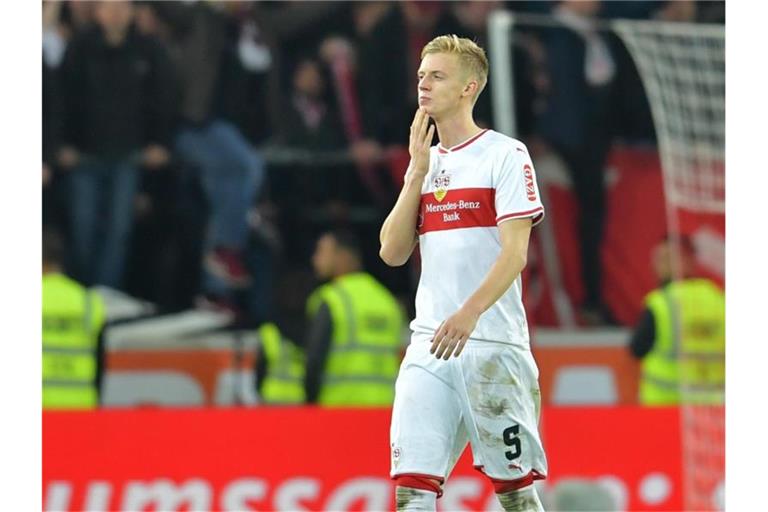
[433, 171, 450, 202]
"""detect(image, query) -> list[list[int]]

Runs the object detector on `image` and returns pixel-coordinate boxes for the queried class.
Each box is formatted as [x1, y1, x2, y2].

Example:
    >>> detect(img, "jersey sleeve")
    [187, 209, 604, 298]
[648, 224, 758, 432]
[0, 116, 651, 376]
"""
[492, 143, 545, 227]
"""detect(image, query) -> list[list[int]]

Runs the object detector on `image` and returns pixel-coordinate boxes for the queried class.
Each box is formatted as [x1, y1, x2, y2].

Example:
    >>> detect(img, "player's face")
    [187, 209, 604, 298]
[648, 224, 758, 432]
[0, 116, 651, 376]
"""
[312, 234, 337, 280]
[417, 53, 473, 119]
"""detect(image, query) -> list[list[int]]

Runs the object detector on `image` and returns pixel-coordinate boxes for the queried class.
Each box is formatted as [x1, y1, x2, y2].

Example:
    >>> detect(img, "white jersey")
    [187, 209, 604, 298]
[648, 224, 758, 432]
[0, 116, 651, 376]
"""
[411, 129, 545, 346]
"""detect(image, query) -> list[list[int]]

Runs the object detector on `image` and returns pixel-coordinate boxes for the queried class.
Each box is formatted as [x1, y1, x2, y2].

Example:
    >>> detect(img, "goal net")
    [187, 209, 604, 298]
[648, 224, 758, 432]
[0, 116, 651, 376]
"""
[613, 20, 725, 215]
[613, 20, 725, 512]
[489, 13, 725, 511]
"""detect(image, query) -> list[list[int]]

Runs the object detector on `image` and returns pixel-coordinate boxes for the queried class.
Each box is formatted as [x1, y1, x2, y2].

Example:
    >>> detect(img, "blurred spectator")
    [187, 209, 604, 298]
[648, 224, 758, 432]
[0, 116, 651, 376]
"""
[139, 1, 269, 298]
[123, 155, 209, 313]
[608, 46, 656, 144]
[43, 1, 68, 70]
[304, 229, 404, 405]
[43, 1, 67, 233]
[216, 1, 277, 146]
[629, 237, 725, 405]
[59, 0, 96, 39]
[42, 228, 105, 409]
[534, 0, 618, 324]
[281, 58, 346, 150]
[57, 1, 176, 289]
[258, 1, 353, 82]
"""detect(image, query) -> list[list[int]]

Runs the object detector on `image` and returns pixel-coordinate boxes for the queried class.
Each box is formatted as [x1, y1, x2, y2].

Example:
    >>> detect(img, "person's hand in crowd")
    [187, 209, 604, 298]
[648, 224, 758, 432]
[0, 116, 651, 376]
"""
[57, 146, 80, 169]
[142, 144, 170, 169]
[319, 36, 354, 65]
[350, 139, 384, 167]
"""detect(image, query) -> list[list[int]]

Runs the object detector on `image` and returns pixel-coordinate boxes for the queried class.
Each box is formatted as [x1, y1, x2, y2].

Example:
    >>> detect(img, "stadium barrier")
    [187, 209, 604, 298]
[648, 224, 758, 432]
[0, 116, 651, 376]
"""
[103, 319, 637, 407]
[43, 406, 691, 511]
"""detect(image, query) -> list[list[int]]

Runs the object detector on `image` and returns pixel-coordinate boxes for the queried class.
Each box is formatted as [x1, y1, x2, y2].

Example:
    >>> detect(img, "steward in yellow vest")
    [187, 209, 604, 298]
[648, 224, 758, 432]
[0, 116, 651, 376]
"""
[256, 322, 306, 404]
[629, 237, 725, 405]
[42, 229, 105, 409]
[306, 230, 404, 406]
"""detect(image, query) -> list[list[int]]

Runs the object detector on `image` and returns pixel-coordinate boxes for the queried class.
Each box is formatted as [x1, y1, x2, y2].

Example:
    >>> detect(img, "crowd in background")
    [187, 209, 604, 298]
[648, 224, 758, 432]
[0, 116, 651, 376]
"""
[41, 0, 725, 337]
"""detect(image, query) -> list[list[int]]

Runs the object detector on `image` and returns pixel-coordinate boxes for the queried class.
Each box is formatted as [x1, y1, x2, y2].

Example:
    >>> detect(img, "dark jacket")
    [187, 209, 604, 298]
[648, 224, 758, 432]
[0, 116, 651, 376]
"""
[281, 95, 347, 151]
[58, 26, 176, 159]
[535, 25, 617, 153]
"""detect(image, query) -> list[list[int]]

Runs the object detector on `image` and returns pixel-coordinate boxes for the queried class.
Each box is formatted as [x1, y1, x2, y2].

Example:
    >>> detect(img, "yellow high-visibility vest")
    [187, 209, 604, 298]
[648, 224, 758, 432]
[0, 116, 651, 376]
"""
[42, 273, 105, 409]
[258, 323, 306, 404]
[640, 278, 725, 405]
[307, 272, 404, 406]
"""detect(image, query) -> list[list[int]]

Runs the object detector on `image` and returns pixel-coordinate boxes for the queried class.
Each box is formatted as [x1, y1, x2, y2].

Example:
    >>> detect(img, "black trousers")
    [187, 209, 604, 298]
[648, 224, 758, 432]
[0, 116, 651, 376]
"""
[552, 141, 611, 309]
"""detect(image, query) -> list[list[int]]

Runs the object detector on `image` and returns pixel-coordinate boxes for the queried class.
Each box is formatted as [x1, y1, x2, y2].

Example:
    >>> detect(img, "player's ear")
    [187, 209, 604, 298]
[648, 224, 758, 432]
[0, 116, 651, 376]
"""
[463, 80, 477, 98]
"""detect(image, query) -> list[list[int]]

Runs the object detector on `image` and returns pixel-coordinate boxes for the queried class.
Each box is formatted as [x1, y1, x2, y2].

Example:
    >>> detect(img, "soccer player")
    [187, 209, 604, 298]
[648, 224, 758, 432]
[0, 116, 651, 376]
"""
[379, 35, 548, 511]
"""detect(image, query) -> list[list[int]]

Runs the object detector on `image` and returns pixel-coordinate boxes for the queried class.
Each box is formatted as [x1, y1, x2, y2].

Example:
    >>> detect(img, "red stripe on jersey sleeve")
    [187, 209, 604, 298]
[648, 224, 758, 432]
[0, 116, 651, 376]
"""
[496, 206, 544, 224]
[418, 188, 497, 235]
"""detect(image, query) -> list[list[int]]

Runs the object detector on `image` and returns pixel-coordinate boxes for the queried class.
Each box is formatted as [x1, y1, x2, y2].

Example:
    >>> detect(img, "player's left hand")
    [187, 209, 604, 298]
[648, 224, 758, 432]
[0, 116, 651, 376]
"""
[430, 307, 480, 360]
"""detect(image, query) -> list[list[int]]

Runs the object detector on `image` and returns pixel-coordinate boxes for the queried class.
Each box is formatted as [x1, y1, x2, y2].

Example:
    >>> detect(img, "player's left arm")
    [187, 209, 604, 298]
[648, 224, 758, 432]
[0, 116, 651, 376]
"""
[430, 218, 532, 359]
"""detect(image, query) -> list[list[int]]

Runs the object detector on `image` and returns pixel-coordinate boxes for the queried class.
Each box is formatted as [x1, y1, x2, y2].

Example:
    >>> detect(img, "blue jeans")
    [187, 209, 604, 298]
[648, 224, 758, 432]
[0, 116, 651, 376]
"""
[68, 158, 139, 289]
[175, 120, 265, 252]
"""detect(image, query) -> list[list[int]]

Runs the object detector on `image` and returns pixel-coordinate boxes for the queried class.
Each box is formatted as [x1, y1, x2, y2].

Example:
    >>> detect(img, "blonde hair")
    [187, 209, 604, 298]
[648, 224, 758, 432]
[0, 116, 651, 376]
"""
[421, 34, 489, 103]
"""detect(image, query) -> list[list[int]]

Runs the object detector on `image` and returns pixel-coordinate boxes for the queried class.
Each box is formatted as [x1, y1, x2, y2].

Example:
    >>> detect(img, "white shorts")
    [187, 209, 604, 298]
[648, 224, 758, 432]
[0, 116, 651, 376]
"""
[390, 336, 548, 485]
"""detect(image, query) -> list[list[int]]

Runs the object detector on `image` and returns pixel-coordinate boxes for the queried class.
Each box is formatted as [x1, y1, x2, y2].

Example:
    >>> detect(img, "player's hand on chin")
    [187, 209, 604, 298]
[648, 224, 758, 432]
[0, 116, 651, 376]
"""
[430, 307, 480, 360]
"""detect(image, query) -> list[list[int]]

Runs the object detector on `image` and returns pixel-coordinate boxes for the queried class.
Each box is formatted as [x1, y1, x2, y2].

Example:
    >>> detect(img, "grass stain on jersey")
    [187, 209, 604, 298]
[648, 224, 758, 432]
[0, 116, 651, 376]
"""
[478, 425, 504, 447]
[531, 388, 542, 422]
[477, 359, 517, 385]
[477, 396, 510, 417]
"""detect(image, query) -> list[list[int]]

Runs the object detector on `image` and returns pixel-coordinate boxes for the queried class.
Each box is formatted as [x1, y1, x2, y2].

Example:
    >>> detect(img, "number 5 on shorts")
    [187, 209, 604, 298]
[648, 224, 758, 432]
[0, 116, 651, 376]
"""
[503, 425, 522, 461]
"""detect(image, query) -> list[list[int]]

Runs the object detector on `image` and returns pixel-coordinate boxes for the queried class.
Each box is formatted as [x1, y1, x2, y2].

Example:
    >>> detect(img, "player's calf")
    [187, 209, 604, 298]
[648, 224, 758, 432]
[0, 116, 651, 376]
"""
[393, 475, 442, 511]
[495, 483, 545, 512]
[395, 486, 437, 511]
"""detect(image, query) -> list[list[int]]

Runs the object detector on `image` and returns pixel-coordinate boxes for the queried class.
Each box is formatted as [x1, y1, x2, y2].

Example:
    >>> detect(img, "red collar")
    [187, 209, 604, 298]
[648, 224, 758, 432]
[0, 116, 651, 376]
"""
[437, 129, 490, 154]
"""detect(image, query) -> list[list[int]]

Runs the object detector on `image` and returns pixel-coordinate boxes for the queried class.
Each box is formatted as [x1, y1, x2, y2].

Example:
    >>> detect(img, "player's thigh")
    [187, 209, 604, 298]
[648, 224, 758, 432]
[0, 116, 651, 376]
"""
[390, 343, 467, 479]
[459, 344, 547, 481]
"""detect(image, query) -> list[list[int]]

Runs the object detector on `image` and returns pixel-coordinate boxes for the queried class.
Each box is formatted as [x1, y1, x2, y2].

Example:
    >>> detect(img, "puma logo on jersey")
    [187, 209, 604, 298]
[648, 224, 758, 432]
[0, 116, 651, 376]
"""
[523, 164, 537, 201]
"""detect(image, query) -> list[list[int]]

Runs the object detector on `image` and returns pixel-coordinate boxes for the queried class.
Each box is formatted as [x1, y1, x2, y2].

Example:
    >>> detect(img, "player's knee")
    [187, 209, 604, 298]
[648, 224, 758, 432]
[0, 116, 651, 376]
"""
[393, 475, 443, 497]
[394, 476, 442, 511]
[495, 484, 544, 512]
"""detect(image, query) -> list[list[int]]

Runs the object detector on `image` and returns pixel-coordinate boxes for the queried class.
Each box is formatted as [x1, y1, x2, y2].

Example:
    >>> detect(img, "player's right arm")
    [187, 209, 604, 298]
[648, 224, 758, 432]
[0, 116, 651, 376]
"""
[379, 108, 435, 267]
